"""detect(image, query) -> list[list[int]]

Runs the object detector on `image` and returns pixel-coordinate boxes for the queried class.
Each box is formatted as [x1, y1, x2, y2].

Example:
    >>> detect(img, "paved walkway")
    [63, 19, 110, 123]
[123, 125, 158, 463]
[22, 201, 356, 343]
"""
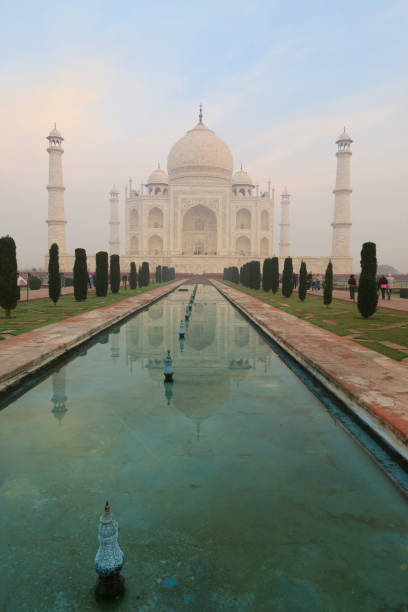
[308, 288, 408, 312]
[18, 286, 94, 301]
[0, 281, 183, 393]
[214, 281, 408, 455]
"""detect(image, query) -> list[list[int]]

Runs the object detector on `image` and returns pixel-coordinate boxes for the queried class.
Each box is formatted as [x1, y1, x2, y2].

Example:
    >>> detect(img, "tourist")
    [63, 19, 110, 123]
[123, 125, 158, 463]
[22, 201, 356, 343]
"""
[16, 273, 27, 300]
[378, 274, 388, 300]
[88, 273, 92, 289]
[348, 274, 357, 301]
[316, 274, 322, 291]
[307, 273, 312, 290]
[292, 273, 298, 289]
[386, 273, 394, 300]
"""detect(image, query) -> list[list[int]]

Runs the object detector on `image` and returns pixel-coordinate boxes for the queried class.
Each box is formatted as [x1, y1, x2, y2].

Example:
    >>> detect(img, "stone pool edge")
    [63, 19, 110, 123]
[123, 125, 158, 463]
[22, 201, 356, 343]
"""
[212, 280, 408, 461]
[0, 280, 184, 394]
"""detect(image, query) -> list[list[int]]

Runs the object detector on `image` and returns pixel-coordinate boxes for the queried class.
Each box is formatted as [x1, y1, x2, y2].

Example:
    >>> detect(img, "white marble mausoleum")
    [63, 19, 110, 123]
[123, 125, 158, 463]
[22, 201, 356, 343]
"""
[45, 109, 353, 275]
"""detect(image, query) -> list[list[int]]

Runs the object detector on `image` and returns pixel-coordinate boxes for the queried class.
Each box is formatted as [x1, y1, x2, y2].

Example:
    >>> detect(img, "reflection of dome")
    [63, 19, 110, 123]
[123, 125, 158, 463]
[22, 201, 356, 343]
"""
[147, 164, 168, 185]
[167, 120, 233, 183]
[232, 167, 254, 187]
[172, 372, 230, 439]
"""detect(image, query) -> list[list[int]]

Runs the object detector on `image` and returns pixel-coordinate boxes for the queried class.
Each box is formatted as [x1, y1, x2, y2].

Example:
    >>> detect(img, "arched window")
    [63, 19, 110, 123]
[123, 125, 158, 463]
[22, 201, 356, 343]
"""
[236, 208, 251, 230]
[148, 235, 163, 256]
[148, 207, 163, 229]
[130, 235, 138, 253]
[260, 237, 269, 256]
[236, 235, 251, 256]
[130, 209, 138, 227]
[261, 210, 269, 231]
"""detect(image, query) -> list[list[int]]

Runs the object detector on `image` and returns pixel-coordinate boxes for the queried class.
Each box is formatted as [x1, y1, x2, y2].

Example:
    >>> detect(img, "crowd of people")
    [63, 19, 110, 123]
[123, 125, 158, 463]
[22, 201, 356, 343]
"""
[290, 271, 397, 302]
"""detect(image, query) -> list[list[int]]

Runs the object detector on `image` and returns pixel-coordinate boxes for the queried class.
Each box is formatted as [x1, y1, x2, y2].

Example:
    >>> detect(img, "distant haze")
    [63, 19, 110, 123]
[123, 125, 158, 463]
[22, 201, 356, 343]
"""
[1, 1, 407, 272]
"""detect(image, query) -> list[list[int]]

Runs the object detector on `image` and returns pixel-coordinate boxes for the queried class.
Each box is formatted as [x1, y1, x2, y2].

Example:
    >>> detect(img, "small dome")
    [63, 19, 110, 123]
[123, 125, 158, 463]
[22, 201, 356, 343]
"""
[47, 124, 63, 140]
[147, 164, 168, 185]
[232, 167, 254, 187]
[167, 121, 233, 183]
[336, 128, 352, 143]
[110, 185, 119, 194]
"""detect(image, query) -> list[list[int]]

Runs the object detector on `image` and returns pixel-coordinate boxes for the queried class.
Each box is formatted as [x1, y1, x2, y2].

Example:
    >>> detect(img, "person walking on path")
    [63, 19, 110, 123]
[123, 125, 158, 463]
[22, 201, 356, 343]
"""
[386, 274, 394, 300]
[292, 273, 298, 290]
[348, 274, 357, 301]
[316, 274, 322, 291]
[378, 274, 388, 300]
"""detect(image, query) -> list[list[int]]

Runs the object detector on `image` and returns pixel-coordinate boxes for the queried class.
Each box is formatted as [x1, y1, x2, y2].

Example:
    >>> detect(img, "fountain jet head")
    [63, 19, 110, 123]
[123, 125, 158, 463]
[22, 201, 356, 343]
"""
[164, 349, 174, 382]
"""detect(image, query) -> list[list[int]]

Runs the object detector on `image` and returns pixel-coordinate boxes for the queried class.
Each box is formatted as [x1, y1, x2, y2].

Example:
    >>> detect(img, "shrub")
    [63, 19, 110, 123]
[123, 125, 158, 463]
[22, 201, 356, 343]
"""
[400, 288, 408, 299]
[249, 261, 261, 290]
[271, 257, 279, 294]
[357, 242, 378, 318]
[73, 248, 88, 301]
[48, 243, 61, 304]
[95, 251, 108, 297]
[155, 265, 162, 283]
[0, 235, 18, 317]
[129, 262, 137, 289]
[110, 254, 120, 293]
[140, 262, 150, 287]
[262, 258, 272, 292]
[323, 261, 333, 307]
[298, 261, 307, 301]
[28, 276, 42, 290]
[64, 277, 73, 287]
[282, 257, 293, 298]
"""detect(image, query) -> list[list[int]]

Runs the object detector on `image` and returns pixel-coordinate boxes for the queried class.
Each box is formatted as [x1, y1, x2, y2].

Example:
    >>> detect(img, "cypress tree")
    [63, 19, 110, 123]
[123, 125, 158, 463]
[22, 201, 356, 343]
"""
[249, 261, 261, 290]
[357, 242, 378, 318]
[298, 261, 307, 301]
[129, 261, 137, 289]
[282, 257, 293, 298]
[95, 251, 108, 297]
[271, 257, 279, 294]
[48, 243, 61, 305]
[110, 254, 120, 293]
[239, 266, 243, 284]
[141, 262, 150, 286]
[73, 248, 88, 301]
[323, 261, 333, 307]
[156, 265, 162, 283]
[0, 235, 18, 318]
[262, 258, 272, 292]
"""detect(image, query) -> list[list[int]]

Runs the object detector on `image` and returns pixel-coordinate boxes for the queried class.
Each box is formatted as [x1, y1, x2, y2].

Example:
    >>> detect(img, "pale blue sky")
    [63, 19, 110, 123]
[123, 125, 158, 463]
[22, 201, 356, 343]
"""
[1, 0, 407, 269]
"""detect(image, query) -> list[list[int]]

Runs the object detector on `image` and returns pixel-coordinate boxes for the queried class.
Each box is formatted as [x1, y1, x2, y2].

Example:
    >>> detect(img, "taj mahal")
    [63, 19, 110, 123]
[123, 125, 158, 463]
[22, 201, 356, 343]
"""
[46, 108, 353, 274]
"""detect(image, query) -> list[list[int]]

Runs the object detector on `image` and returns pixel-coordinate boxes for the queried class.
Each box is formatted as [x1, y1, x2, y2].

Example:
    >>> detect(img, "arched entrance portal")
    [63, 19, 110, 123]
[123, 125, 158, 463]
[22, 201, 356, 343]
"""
[182, 205, 217, 255]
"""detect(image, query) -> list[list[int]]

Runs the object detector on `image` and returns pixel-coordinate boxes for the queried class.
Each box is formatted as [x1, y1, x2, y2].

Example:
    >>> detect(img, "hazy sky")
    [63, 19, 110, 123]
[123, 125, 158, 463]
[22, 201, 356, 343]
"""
[1, 0, 407, 271]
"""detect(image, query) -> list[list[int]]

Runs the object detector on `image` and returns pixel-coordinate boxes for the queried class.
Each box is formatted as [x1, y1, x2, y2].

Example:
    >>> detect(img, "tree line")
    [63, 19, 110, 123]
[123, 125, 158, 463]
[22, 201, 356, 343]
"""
[0, 236, 176, 317]
[223, 242, 379, 319]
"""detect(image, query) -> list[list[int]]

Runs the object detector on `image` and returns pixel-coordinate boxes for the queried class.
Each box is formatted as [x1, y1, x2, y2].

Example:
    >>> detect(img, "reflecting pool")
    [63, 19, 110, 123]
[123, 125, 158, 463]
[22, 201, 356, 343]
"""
[1, 285, 407, 611]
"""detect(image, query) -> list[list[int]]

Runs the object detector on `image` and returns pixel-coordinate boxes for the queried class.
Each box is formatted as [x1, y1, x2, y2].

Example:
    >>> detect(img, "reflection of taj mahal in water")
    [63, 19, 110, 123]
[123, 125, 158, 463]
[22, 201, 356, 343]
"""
[46, 108, 353, 274]
[50, 288, 273, 437]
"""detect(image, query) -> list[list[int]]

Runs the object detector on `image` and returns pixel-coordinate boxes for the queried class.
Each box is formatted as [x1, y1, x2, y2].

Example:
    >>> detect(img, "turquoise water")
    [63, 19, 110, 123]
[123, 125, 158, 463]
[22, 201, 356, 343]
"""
[1, 285, 407, 611]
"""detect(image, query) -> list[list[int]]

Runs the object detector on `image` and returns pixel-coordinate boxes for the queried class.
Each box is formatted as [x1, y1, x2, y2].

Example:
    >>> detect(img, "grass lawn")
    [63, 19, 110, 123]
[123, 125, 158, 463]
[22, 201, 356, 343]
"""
[221, 281, 408, 362]
[0, 283, 170, 339]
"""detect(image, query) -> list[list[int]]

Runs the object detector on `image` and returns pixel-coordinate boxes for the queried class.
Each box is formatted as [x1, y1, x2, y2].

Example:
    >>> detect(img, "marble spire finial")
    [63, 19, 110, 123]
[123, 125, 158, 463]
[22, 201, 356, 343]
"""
[199, 104, 203, 124]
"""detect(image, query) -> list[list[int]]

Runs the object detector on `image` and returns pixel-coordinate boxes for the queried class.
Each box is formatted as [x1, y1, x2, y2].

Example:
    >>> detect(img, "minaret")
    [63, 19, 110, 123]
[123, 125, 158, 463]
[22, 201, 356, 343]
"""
[50, 367, 68, 423]
[109, 186, 120, 255]
[332, 128, 352, 260]
[46, 124, 66, 253]
[279, 187, 290, 258]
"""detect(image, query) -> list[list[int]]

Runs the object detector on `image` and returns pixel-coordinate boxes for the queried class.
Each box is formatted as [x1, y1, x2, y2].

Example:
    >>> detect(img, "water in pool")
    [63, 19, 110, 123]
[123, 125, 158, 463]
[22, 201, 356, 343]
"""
[0, 285, 407, 611]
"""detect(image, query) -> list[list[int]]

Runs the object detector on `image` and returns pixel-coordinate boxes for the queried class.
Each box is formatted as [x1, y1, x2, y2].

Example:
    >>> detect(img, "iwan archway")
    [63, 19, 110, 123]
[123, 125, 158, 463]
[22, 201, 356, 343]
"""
[182, 205, 217, 255]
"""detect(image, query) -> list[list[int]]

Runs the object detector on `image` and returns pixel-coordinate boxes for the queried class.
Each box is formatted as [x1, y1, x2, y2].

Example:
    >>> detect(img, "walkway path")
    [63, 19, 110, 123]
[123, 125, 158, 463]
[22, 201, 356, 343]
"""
[18, 286, 93, 301]
[0, 281, 183, 393]
[309, 288, 408, 313]
[214, 281, 408, 456]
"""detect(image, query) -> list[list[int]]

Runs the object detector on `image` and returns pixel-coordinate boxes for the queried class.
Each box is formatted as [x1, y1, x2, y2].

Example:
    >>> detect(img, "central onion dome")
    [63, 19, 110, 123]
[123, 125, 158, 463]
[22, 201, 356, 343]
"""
[167, 114, 233, 183]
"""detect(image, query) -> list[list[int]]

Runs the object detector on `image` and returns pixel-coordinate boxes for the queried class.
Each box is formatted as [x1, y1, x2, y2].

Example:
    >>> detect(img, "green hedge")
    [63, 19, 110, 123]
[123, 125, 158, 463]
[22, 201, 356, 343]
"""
[28, 276, 41, 290]
[400, 288, 408, 299]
